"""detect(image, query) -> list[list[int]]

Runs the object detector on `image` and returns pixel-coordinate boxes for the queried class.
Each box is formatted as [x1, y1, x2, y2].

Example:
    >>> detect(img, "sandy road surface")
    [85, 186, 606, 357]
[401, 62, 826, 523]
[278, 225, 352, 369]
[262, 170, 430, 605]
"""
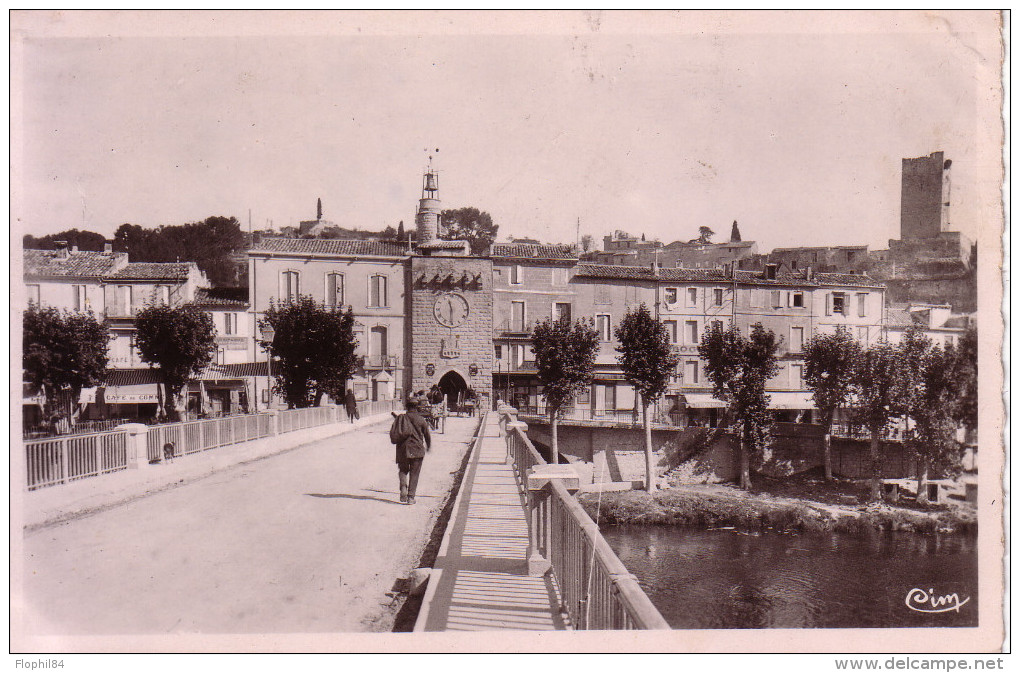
[17, 416, 479, 638]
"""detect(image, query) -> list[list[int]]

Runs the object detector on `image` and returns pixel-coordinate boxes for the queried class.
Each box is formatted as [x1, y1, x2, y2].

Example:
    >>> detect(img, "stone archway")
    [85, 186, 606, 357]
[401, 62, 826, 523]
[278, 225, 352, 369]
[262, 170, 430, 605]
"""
[437, 370, 468, 413]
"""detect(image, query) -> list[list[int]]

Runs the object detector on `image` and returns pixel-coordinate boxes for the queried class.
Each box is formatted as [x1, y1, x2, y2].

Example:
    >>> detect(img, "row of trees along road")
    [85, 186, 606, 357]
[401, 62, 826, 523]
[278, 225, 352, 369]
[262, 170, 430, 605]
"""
[23, 296, 361, 429]
[528, 307, 976, 501]
[530, 304, 679, 493]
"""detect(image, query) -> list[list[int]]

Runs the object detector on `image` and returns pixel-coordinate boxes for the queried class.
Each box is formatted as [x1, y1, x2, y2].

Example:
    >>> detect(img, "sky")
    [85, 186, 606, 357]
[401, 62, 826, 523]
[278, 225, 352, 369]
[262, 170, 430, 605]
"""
[11, 11, 1003, 252]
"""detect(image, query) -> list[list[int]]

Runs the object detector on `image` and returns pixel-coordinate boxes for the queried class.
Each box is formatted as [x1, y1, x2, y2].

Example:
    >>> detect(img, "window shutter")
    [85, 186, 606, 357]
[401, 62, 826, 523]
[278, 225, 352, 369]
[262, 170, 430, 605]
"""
[825, 292, 832, 316]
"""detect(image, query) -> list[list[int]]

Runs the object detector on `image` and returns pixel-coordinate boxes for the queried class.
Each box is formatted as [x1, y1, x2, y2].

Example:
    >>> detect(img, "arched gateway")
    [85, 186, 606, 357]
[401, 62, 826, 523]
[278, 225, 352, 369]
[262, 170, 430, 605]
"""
[437, 370, 468, 412]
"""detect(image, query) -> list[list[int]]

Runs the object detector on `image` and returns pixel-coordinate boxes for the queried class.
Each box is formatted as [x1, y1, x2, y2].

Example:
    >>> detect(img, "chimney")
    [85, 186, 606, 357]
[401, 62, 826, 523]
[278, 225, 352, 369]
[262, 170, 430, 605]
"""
[650, 261, 660, 276]
[71, 245, 79, 254]
[805, 266, 813, 281]
[55, 240, 69, 259]
[104, 241, 113, 253]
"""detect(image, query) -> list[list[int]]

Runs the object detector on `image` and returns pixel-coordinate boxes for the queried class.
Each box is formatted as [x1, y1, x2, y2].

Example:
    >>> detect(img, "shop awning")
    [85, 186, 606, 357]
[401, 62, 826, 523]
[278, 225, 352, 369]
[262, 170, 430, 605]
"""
[104, 383, 161, 404]
[768, 392, 815, 409]
[680, 393, 727, 409]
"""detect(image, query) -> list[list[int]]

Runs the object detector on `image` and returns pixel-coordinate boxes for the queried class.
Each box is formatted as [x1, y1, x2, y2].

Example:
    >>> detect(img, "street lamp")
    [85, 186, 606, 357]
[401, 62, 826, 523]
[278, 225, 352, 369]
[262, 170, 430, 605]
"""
[261, 324, 275, 410]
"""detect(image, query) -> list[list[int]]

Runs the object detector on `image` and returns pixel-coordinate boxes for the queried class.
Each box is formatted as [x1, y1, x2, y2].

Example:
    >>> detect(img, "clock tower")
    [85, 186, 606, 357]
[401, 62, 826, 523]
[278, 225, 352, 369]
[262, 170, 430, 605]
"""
[406, 166, 493, 408]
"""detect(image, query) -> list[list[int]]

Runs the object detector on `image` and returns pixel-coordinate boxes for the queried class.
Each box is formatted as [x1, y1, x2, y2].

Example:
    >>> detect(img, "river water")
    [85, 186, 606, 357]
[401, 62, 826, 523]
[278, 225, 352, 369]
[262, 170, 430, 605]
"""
[602, 526, 978, 629]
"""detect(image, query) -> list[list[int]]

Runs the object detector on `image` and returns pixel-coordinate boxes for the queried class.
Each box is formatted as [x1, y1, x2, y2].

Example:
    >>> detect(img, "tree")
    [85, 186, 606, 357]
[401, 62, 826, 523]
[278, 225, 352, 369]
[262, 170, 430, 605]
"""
[730, 220, 742, 242]
[134, 305, 217, 421]
[948, 325, 977, 434]
[396, 220, 406, 240]
[440, 207, 499, 255]
[909, 344, 964, 503]
[23, 305, 109, 430]
[699, 322, 780, 489]
[24, 228, 109, 251]
[531, 317, 601, 458]
[697, 226, 715, 244]
[851, 342, 901, 502]
[580, 234, 594, 253]
[260, 297, 359, 409]
[803, 326, 862, 480]
[615, 304, 681, 492]
[114, 216, 246, 287]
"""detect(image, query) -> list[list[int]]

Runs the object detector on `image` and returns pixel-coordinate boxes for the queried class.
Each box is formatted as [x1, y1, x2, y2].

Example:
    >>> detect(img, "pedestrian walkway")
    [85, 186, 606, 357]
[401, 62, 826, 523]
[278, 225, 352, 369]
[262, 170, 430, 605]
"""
[415, 413, 569, 631]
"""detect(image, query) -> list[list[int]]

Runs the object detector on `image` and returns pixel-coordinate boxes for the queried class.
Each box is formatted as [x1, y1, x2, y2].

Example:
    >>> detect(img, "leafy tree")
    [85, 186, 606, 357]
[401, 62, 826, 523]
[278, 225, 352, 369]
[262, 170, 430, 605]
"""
[441, 207, 499, 255]
[396, 220, 406, 240]
[948, 325, 977, 434]
[531, 317, 601, 458]
[260, 297, 359, 409]
[114, 216, 246, 287]
[135, 305, 217, 421]
[580, 234, 594, 253]
[909, 344, 964, 503]
[24, 229, 109, 251]
[698, 226, 715, 244]
[23, 305, 109, 430]
[851, 342, 901, 502]
[803, 326, 863, 480]
[699, 322, 780, 489]
[615, 304, 681, 492]
[730, 220, 742, 242]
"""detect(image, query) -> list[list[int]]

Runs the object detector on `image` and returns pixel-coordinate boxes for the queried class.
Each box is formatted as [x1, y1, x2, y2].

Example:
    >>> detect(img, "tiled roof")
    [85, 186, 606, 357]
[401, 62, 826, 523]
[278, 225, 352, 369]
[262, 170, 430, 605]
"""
[193, 287, 249, 308]
[105, 368, 161, 385]
[885, 308, 918, 328]
[574, 264, 729, 282]
[199, 362, 268, 379]
[250, 238, 409, 257]
[813, 272, 885, 288]
[23, 249, 126, 278]
[490, 243, 578, 260]
[109, 263, 193, 281]
[574, 264, 884, 288]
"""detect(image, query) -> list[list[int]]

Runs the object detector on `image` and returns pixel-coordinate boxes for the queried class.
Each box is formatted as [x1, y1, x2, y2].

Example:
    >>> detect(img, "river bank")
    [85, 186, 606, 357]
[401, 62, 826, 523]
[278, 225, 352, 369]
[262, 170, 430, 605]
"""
[578, 480, 977, 535]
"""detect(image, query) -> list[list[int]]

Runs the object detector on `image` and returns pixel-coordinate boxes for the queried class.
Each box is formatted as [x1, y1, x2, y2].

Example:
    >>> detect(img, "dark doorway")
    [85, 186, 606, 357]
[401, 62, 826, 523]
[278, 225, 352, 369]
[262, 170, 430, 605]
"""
[437, 370, 468, 413]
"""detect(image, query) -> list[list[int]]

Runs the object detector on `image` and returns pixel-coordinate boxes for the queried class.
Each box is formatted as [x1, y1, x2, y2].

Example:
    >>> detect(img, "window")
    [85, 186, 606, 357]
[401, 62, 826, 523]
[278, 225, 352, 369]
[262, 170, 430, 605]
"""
[684, 360, 700, 385]
[594, 285, 612, 305]
[216, 347, 226, 365]
[27, 284, 40, 306]
[325, 273, 345, 308]
[713, 288, 724, 306]
[511, 345, 525, 367]
[857, 326, 869, 347]
[153, 285, 170, 306]
[511, 301, 526, 331]
[369, 275, 388, 307]
[370, 326, 388, 362]
[281, 271, 300, 303]
[790, 326, 804, 353]
[664, 288, 678, 305]
[72, 285, 87, 311]
[686, 287, 698, 308]
[857, 293, 868, 317]
[791, 260, 799, 270]
[771, 290, 782, 308]
[596, 314, 612, 342]
[685, 320, 699, 345]
[711, 319, 724, 333]
[750, 289, 764, 309]
[117, 285, 132, 315]
[554, 302, 572, 324]
[494, 344, 502, 360]
[663, 320, 678, 344]
[829, 292, 846, 316]
[604, 384, 617, 410]
[790, 364, 804, 389]
[510, 265, 522, 285]
[224, 312, 238, 335]
[792, 292, 804, 308]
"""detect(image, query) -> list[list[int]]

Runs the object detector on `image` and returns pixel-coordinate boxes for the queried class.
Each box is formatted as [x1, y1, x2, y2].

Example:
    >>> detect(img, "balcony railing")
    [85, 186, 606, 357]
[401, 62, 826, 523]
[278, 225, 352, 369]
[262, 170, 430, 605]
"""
[494, 320, 532, 336]
[364, 354, 400, 369]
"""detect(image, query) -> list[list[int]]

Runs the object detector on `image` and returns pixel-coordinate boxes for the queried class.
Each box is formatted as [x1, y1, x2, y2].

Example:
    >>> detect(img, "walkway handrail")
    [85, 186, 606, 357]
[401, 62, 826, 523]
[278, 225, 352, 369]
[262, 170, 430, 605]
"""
[497, 405, 670, 631]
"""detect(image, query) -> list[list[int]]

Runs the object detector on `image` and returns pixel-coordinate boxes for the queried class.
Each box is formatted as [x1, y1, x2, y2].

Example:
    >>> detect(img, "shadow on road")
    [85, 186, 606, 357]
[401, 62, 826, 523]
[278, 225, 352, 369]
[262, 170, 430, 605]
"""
[305, 492, 405, 505]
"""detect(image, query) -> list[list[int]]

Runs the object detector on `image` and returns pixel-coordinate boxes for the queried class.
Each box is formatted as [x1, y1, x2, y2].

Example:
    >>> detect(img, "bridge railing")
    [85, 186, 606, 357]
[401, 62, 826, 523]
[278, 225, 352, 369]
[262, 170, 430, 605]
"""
[26, 399, 404, 492]
[515, 403, 684, 428]
[26, 429, 129, 491]
[498, 405, 670, 631]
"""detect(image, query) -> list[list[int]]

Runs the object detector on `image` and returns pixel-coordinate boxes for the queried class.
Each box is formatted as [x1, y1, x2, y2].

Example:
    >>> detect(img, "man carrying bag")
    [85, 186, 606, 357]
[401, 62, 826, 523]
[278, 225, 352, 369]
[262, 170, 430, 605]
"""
[389, 397, 432, 505]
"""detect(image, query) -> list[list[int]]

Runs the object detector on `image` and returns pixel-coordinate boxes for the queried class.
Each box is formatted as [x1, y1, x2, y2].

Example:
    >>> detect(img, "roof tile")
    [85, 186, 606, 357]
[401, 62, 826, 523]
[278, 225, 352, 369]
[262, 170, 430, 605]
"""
[23, 249, 126, 278]
[490, 243, 578, 260]
[250, 238, 408, 257]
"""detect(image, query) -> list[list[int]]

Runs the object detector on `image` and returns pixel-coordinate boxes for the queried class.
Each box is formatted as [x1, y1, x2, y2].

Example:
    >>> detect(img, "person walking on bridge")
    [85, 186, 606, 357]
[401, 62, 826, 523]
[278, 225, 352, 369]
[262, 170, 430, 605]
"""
[389, 397, 432, 505]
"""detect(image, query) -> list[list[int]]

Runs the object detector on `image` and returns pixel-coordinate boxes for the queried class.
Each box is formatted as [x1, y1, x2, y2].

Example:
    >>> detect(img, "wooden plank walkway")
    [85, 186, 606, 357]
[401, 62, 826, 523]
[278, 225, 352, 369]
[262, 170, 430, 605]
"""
[415, 414, 569, 631]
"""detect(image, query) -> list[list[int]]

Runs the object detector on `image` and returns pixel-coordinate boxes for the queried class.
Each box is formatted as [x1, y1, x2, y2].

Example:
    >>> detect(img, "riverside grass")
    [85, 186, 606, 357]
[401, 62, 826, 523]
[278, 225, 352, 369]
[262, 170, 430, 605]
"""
[578, 488, 976, 536]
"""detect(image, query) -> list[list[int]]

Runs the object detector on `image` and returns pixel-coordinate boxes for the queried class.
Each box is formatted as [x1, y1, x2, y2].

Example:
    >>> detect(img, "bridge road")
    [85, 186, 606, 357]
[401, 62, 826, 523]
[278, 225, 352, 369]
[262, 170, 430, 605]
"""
[17, 416, 479, 637]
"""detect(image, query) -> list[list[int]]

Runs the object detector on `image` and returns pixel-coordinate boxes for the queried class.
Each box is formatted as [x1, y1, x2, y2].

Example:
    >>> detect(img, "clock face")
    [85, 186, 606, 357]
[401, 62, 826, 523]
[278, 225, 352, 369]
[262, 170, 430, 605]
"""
[433, 293, 469, 328]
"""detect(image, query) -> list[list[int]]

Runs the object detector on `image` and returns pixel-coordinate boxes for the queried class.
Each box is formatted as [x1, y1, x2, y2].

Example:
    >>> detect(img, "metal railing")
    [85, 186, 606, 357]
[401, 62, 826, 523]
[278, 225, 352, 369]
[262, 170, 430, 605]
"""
[500, 407, 670, 630]
[27, 399, 404, 491]
[515, 403, 684, 428]
[26, 429, 129, 491]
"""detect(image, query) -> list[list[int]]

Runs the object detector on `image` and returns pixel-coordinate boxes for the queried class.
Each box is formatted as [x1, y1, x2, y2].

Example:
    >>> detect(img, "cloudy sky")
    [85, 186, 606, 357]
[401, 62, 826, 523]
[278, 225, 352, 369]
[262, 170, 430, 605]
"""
[12, 11, 1002, 251]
